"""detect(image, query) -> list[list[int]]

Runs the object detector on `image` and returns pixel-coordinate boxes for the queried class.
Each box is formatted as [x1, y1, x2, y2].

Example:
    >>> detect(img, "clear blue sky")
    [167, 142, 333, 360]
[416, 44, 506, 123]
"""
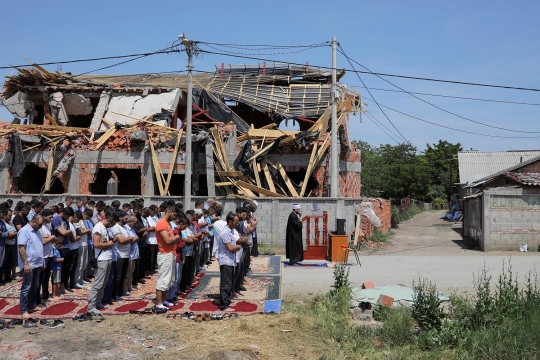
[1, 0, 539, 152]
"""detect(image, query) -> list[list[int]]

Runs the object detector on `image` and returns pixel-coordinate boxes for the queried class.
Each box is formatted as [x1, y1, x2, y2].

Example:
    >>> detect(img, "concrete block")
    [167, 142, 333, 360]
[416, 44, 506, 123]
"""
[351, 308, 373, 321]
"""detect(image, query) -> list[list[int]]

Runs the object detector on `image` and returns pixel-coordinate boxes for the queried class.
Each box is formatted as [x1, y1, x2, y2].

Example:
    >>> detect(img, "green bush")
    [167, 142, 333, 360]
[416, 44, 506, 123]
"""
[377, 307, 415, 348]
[412, 278, 445, 331]
[330, 263, 351, 298]
[367, 228, 393, 243]
[392, 204, 424, 225]
[432, 197, 447, 210]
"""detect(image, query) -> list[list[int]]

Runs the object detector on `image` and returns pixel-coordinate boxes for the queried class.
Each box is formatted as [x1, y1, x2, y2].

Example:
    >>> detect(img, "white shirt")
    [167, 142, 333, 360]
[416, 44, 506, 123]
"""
[39, 224, 54, 258]
[145, 216, 157, 245]
[234, 229, 242, 263]
[75, 220, 88, 248]
[68, 223, 80, 250]
[212, 220, 226, 257]
[92, 222, 113, 261]
[112, 223, 131, 258]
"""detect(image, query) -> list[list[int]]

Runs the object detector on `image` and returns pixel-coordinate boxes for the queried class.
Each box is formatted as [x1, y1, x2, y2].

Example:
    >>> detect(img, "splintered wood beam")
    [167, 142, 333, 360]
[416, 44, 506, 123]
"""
[44, 148, 55, 191]
[299, 132, 320, 197]
[163, 129, 183, 195]
[149, 140, 165, 196]
[235, 180, 285, 197]
[275, 163, 299, 198]
[261, 159, 276, 193]
[111, 170, 120, 194]
[214, 171, 243, 177]
[45, 113, 59, 126]
[252, 157, 264, 196]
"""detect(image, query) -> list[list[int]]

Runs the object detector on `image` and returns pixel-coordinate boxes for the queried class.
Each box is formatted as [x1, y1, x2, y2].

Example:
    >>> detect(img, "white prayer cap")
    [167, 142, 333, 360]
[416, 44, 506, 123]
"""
[292, 204, 301, 210]
[194, 208, 204, 216]
[252, 201, 258, 207]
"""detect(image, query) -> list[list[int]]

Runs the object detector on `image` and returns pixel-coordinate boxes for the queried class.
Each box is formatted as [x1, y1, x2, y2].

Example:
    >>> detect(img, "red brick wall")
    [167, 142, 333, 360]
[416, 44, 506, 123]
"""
[78, 163, 145, 195]
[361, 198, 391, 238]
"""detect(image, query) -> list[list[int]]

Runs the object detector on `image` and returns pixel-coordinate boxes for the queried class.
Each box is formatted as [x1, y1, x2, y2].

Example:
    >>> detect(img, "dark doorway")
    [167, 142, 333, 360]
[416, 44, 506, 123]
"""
[90, 168, 141, 195]
[285, 168, 318, 196]
[155, 174, 208, 196]
[18, 163, 64, 194]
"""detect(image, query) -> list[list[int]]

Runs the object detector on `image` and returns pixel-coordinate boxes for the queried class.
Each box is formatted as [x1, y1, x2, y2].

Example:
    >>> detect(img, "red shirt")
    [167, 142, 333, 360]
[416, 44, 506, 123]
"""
[155, 218, 175, 254]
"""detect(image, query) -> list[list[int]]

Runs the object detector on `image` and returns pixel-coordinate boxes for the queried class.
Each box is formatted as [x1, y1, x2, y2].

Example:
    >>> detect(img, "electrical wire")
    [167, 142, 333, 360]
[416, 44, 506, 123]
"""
[338, 46, 540, 134]
[362, 97, 540, 139]
[200, 42, 328, 56]
[336, 45, 409, 143]
[0, 49, 181, 70]
[365, 113, 401, 145]
[349, 86, 540, 107]
[198, 48, 540, 92]
[199, 41, 329, 49]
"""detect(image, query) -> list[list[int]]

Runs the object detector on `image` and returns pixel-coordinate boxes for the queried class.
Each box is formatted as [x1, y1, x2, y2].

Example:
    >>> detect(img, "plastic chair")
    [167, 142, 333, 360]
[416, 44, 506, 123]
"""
[340, 245, 361, 266]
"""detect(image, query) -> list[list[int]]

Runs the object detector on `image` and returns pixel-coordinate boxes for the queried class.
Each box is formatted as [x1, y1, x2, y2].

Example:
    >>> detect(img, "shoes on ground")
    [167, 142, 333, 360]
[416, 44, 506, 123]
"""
[49, 319, 65, 328]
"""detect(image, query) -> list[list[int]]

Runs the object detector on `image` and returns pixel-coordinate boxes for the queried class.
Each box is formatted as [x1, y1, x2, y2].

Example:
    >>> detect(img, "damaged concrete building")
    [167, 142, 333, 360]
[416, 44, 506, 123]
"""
[0, 63, 371, 244]
[0, 63, 362, 198]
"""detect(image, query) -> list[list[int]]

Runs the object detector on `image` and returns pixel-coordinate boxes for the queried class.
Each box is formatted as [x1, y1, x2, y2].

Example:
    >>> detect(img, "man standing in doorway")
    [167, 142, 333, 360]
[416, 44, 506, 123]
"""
[286, 204, 303, 266]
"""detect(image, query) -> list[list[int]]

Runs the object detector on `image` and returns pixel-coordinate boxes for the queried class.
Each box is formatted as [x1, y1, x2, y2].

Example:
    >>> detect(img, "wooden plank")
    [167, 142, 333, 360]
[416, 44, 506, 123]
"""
[44, 148, 55, 191]
[318, 106, 332, 136]
[216, 182, 233, 187]
[163, 129, 183, 195]
[261, 159, 276, 193]
[45, 113, 59, 126]
[235, 180, 285, 197]
[229, 178, 257, 197]
[354, 206, 362, 246]
[275, 163, 299, 197]
[101, 117, 114, 128]
[149, 140, 165, 196]
[299, 132, 320, 197]
[214, 171, 243, 177]
[94, 128, 117, 150]
[111, 170, 120, 194]
[252, 158, 263, 196]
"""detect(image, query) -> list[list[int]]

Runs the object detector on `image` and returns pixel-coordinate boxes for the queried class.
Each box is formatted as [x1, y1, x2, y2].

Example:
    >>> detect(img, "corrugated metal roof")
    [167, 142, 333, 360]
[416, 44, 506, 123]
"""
[458, 151, 540, 184]
[504, 172, 540, 186]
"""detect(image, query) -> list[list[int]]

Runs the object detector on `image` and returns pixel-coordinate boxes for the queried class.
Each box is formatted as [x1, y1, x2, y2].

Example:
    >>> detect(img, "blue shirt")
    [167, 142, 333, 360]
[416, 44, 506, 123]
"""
[217, 226, 236, 267]
[51, 214, 70, 249]
[207, 216, 214, 237]
[51, 246, 62, 271]
[17, 224, 44, 270]
[85, 220, 94, 247]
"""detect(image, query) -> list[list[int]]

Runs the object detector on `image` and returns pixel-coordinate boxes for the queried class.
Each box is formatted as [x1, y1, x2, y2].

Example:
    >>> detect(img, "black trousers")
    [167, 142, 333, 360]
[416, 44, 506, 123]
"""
[180, 256, 193, 292]
[85, 246, 94, 278]
[148, 245, 157, 273]
[63, 248, 78, 289]
[251, 236, 259, 257]
[37, 257, 52, 303]
[2, 244, 17, 280]
[138, 246, 148, 281]
[234, 250, 248, 292]
[115, 258, 129, 298]
[219, 265, 235, 310]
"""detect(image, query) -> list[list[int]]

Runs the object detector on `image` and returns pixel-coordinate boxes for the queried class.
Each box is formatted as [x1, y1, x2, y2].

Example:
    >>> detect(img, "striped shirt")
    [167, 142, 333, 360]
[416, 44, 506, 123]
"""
[217, 226, 237, 267]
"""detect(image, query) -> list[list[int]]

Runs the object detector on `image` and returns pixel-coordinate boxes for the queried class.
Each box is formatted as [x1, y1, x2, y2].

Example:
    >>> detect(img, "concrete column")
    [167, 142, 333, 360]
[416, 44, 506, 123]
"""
[205, 142, 215, 196]
[143, 152, 155, 196]
[482, 192, 491, 252]
[90, 91, 111, 131]
[225, 130, 237, 169]
[272, 199, 280, 245]
[67, 163, 80, 194]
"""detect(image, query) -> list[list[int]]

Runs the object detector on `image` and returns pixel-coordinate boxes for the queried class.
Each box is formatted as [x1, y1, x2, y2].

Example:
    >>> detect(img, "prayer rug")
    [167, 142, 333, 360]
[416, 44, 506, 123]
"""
[0, 256, 283, 320]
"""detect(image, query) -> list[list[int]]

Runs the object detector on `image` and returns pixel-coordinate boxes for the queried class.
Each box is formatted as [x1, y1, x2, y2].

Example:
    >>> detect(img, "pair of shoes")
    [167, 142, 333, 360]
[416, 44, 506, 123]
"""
[359, 302, 372, 311]
[210, 313, 223, 320]
[163, 301, 177, 307]
[202, 313, 211, 321]
[153, 306, 168, 314]
[74, 284, 84, 289]
[88, 311, 106, 321]
[23, 319, 38, 328]
[48, 319, 64, 329]
[195, 314, 203, 322]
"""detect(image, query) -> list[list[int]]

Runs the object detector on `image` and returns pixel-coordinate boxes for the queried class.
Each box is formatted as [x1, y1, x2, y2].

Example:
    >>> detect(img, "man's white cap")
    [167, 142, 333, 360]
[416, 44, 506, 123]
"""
[252, 201, 258, 207]
[292, 204, 301, 210]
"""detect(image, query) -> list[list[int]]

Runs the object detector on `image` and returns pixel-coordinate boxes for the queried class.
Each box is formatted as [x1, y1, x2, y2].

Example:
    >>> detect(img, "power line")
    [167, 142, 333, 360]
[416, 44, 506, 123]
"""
[349, 86, 540, 107]
[364, 112, 401, 145]
[0, 49, 182, 70]
[365, 112, 403, 142]
[200, 42, 328, 56]
[362, 97, 540, 139]
[338, 46, 540, 134]
[198, 47, 540, 92]
[337, 46, 409, 143]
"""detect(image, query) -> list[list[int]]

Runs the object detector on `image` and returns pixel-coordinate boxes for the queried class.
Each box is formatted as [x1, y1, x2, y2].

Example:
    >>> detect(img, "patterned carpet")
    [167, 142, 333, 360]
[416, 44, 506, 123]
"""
[0, 255, 283, 319]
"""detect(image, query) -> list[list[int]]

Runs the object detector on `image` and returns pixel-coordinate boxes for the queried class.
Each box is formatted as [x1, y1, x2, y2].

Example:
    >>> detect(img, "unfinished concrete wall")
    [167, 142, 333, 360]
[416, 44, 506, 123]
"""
[483, 187, 540, 251]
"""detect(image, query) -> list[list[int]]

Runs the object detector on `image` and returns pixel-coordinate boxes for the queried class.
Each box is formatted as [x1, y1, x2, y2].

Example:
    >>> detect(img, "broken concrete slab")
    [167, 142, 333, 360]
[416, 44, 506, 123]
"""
[90, 91, 112, 131]
[49, 92, 68, 125]
[63, 94, 93, 115]
[2, 91, 33, 117]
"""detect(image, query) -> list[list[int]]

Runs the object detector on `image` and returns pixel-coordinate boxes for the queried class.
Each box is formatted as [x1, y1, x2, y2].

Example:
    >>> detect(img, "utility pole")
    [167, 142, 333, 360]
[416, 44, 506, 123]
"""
[330, 36, 339, 198]
[180, 33, 193, 208]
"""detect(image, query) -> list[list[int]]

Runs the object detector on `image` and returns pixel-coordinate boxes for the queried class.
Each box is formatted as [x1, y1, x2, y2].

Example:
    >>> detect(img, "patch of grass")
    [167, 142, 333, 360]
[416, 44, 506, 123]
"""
[392, 204, 424, 224]
[377, 307, 416, 348]
[367, 228, 394, 243]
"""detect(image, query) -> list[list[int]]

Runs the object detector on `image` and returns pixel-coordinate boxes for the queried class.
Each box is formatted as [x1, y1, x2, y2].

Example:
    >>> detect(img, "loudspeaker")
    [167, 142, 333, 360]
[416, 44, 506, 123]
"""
[336, 218, 346, 235]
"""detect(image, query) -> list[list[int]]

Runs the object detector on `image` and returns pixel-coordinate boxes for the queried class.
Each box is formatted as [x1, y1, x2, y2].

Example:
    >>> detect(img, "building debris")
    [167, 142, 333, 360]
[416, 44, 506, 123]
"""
[0, 62, 363, 198]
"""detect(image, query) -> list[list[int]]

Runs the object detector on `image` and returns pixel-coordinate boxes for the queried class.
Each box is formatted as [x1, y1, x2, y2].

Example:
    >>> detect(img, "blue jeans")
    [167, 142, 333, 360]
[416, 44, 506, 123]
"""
[166, 261, 183, 301]
[20, 267, 42, 314]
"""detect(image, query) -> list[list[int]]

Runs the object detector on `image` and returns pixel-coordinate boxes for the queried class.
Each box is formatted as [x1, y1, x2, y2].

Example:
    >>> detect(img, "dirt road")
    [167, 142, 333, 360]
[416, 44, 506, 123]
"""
[283, 210, 540, 296]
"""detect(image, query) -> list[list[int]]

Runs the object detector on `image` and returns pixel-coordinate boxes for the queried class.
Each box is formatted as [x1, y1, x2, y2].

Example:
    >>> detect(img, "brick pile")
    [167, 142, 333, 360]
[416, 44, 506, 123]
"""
[361, 198, 392, 238]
